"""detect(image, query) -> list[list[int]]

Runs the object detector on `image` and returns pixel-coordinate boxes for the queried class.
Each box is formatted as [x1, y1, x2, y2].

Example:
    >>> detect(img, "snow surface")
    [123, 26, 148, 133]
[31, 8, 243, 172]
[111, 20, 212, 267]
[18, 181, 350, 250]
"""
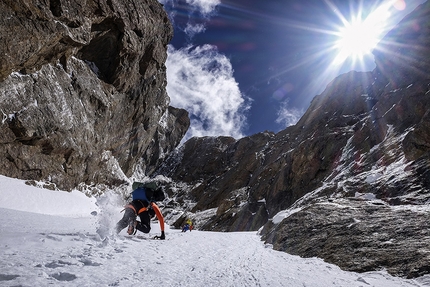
[1, 175, 429, 287]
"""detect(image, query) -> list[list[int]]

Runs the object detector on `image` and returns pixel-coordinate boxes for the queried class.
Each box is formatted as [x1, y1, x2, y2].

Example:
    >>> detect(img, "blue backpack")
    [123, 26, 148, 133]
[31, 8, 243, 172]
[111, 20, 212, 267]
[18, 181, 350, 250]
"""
[131, 181, 165, 202]
[131, 187, 149, 201]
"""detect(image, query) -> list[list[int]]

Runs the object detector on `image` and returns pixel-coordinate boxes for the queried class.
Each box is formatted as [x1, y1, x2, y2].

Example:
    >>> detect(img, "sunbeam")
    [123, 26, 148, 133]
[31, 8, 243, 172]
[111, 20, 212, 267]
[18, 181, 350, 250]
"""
[268, 0, 411, 99]
[331, 1, 393, 65]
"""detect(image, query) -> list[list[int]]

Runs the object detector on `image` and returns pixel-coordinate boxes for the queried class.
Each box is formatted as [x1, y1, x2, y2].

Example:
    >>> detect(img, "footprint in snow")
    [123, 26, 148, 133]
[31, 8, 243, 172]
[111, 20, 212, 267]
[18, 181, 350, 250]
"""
[50, 272, 77, 282]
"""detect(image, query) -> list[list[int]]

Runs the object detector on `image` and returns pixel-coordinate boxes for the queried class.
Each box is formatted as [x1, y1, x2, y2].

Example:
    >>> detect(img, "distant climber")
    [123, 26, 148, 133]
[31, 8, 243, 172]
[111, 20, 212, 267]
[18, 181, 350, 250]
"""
[182, 218, 194, 232]
[116, 181, 166, 239]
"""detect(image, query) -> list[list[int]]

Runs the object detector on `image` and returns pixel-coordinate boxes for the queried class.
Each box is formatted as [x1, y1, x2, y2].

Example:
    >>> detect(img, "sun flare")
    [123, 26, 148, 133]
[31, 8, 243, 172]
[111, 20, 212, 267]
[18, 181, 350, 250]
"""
[332, 3, 392, 65]
[335, 19, 379, 60]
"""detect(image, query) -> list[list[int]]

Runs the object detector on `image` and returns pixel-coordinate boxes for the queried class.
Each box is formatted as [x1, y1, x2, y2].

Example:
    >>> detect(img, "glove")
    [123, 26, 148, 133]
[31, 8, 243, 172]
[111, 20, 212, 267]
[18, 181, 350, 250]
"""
[154, 231, 165, 240]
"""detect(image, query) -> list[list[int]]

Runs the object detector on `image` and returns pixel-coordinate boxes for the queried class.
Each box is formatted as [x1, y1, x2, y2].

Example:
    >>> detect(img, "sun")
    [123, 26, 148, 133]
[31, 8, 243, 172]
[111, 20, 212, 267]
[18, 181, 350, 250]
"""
[332, 3, 392, 65]
[335, 19, 379, 61]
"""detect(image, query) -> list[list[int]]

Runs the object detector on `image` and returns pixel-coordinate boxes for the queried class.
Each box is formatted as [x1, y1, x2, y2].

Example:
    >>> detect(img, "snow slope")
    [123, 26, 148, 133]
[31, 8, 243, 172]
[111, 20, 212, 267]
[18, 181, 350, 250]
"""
[1, 175, 429, 287]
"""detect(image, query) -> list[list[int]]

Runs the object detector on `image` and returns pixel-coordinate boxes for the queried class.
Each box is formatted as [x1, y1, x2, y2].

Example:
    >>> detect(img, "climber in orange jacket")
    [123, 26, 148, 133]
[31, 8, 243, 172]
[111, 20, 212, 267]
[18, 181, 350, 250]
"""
[116, 184, 165, 239]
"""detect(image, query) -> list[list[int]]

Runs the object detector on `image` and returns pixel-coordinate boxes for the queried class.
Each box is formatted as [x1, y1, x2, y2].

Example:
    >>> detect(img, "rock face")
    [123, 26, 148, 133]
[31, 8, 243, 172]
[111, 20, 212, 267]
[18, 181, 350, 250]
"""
[0, 0, 189, 191]
[261, 198, 430, 279]
[157, 1, 430, 278]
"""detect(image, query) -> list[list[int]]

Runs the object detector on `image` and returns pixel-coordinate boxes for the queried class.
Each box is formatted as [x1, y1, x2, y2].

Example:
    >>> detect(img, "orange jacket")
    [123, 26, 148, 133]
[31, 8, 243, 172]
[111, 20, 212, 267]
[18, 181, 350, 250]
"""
[126, 202, 165, 232]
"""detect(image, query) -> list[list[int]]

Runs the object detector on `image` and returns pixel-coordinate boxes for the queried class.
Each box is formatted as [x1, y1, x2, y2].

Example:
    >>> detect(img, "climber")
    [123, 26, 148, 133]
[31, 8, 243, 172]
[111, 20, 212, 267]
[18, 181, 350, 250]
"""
[116, 182, 165, 239]
[182, 218, 193, 232]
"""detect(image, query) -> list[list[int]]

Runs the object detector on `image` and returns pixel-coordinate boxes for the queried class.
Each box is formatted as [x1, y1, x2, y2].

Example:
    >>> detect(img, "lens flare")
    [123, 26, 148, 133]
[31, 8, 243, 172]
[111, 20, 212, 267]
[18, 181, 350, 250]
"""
[332, 2, 392, 65]
[268, 0, 407, 106]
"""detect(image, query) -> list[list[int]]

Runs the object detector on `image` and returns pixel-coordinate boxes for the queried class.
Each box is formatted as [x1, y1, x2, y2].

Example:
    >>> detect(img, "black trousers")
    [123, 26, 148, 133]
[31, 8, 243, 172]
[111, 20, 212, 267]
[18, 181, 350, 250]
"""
[116, 207, 151, 234]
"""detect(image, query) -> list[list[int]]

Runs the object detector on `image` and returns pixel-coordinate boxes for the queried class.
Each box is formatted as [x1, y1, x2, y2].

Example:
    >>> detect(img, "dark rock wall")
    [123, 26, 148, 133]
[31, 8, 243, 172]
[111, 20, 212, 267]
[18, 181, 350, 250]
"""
[0, 0, 189, 191]
[262, 198, 430, 278]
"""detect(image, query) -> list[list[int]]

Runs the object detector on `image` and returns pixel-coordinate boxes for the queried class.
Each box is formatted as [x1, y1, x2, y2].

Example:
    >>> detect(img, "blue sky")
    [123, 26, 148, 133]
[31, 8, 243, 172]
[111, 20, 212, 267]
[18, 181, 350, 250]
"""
[158, 0, 425, 141]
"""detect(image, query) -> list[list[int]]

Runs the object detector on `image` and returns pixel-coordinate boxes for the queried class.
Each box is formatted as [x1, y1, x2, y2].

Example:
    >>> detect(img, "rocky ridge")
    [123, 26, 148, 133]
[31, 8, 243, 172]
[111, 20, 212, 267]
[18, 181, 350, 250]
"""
[0, 0, 189, 192]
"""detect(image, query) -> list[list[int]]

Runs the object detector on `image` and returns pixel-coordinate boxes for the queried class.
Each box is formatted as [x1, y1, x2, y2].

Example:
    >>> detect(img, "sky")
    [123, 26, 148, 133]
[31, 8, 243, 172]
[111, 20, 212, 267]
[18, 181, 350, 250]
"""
[158, 0, 426, 140]
[1, 174, 429, 286]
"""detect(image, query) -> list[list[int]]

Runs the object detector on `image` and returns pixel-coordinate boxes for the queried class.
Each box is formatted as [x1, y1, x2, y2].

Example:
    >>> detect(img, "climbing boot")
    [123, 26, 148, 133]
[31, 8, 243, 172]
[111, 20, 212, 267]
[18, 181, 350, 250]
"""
[127, 221, 137, 235]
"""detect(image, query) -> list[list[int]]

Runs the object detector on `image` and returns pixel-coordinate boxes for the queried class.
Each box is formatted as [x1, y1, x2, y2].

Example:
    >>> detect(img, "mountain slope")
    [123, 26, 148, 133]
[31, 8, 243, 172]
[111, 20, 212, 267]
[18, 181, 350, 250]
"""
[0, 176, 428, 286]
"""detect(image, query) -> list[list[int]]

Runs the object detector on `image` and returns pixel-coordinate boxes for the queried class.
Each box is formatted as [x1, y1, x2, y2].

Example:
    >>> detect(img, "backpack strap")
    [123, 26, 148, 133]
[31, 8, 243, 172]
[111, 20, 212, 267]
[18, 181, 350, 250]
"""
[121, 204, 137, 215]
[121, 202, 148, 215]
[137, 207, 148, 215]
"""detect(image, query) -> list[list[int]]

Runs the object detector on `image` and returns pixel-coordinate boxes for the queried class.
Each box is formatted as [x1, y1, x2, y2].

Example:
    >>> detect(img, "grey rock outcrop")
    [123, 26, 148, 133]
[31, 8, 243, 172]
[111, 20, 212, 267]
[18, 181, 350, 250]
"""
[262, 198, 430, 278]
[157, 1, 430, 278]
[0, 0, 189, 191]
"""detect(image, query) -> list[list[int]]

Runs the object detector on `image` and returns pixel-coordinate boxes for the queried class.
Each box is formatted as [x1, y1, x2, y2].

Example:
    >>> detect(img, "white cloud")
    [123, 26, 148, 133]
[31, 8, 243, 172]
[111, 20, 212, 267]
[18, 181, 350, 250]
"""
[184, 23, 206, 38]
[166, 45, 250, 141]
[158, 0, 220, 16]
[275, 101, 303, 128]
[184, 0, 220, 15]
[158, 0, 220, 38]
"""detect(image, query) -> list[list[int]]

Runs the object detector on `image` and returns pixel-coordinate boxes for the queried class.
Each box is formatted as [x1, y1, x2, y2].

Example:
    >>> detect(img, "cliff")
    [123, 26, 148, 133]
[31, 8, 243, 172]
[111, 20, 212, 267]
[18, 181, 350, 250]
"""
[0, 0, 189, 191]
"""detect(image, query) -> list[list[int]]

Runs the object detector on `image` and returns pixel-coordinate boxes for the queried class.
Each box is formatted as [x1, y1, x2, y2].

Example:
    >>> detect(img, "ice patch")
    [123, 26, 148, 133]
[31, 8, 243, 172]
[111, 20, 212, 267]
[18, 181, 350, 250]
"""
[355, 192, 377, 200]
[272, 207, 303, 224]
[365, 173, 382, 184]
